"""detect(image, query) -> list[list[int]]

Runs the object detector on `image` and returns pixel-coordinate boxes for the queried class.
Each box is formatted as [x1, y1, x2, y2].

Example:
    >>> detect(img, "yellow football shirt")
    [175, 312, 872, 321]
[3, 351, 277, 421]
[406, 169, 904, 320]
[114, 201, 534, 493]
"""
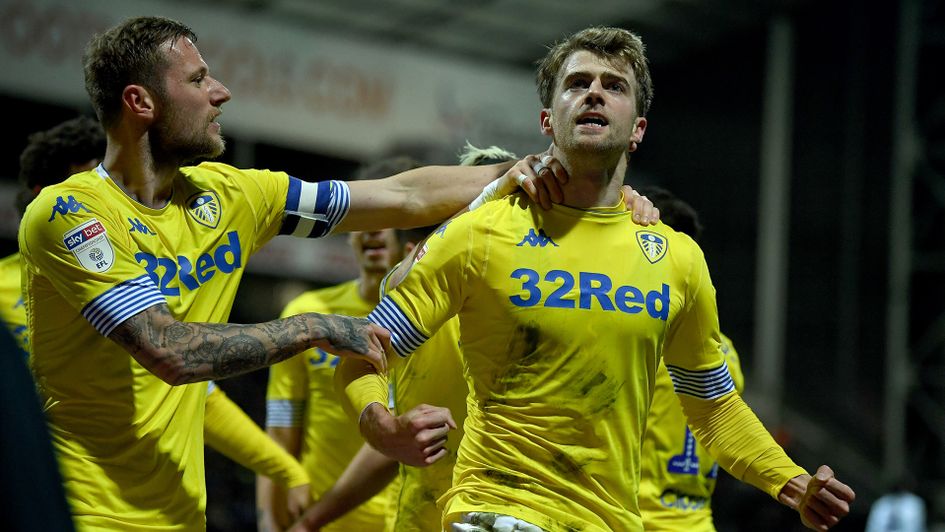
[0, 252, 28, 354]
[369, 192, 736, 531]
[639, 333, 745, 531]
[365, 192, 806, 531]
[19, 162, 350, 531]
[385, 316, 465, 531]
[267, 280, 393, 531]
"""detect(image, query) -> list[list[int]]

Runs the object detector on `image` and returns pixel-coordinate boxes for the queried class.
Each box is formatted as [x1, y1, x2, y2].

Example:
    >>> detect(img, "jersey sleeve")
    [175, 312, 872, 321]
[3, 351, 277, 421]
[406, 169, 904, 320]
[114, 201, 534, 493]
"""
[206, 164, 350, 252]
[719, 333, 745, 394]
[663, 249, 805, 498]
[19, 189, 164, 337]
[661, 246, 735, 397]
[205, 383, 309, 487]
[366, 214, 475, 358]
[279, 177, 351, 239]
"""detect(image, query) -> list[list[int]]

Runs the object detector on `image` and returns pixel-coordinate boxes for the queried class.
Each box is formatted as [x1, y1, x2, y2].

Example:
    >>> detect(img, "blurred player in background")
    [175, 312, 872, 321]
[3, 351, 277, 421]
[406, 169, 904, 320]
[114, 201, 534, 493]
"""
[259, 157, 422, 531]
[287, 144, 520, 532]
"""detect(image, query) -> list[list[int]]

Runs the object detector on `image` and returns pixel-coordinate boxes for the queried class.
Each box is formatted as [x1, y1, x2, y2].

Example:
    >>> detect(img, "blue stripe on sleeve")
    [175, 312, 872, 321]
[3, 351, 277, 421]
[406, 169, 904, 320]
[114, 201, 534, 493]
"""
[286, 175, 302, 212]
[281, 179, 351, 238]
[368, 296, 428, 357]
[665, 361, 736, 400]
[82, 275, 166, 337]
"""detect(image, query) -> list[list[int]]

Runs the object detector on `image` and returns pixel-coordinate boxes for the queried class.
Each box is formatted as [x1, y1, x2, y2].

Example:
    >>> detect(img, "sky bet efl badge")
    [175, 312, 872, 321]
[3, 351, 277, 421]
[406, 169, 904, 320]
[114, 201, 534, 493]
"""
[63, 218, 114, 273]
[636, 230, 668, 264]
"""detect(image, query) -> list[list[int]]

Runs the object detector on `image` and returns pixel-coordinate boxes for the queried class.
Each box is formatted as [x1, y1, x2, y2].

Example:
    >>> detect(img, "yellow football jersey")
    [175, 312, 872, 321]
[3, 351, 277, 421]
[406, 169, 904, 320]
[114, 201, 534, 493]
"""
[19, 162, 350, 531]
[385, 316, 465, 531]
[369, 192, 737, 532]
[0, 253, 28, 354]
[267, 280, 393, 531]
[639, 333, 745, 531]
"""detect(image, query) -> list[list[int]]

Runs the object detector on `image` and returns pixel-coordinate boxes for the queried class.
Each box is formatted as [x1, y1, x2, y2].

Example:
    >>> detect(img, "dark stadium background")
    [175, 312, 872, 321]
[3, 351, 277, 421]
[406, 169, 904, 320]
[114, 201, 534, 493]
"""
[1, 0, 942, 529]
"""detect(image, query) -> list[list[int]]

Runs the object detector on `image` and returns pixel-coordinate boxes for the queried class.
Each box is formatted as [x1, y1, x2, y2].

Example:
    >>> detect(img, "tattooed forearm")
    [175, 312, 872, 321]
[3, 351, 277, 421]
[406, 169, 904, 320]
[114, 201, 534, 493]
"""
[108, 304, 385, 385]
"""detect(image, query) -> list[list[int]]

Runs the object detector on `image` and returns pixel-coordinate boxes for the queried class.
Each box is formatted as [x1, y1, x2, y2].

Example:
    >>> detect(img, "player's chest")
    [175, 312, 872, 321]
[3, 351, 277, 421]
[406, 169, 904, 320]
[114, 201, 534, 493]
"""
[119, 207, 247, 299]
[482, 224, 682, 325]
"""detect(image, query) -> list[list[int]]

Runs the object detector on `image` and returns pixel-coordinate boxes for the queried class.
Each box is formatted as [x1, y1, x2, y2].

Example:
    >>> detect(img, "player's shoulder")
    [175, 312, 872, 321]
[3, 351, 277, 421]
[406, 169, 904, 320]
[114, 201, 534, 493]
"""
[21, 170, 109, 226]
[646, 221, 704, 260]
[452, 192, 531, 231]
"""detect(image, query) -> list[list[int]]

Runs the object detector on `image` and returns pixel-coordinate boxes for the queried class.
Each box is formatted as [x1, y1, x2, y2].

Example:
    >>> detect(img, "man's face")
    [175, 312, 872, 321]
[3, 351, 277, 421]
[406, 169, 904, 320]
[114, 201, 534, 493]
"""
[151, 37, 231, 163]
[542, 50, 644, 155]
[349, 229, 403, 274]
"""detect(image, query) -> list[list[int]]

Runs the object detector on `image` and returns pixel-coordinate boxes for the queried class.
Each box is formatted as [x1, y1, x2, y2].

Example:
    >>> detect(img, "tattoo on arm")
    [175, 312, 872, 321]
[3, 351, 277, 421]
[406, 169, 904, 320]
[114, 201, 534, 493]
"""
[109, 304, 374, 384]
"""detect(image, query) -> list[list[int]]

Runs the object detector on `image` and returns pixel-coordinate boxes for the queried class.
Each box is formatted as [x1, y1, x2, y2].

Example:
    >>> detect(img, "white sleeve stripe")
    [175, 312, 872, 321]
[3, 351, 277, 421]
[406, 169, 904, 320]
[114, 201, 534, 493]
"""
[283, 180, 350, 238]
[298, 179, 317, 216]
[82, 275, 166, 337]
[266, 399, 305, 427]
[206, 381, 217, 395]
[291, 217, 316, 238]
[368, 297, 428, 357]
[83, 275, 151, 324]
[372, 299, 427, 351]
[326, 181, 350, 230]
[666, 362, 735, 400]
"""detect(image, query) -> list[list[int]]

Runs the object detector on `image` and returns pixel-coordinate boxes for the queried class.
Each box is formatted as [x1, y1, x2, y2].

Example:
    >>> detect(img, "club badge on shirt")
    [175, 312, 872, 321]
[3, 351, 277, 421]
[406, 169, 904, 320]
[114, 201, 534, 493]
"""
[186, 191, 221, 229]
[63, 218, 114, 273]
[636, 230, 668, 264]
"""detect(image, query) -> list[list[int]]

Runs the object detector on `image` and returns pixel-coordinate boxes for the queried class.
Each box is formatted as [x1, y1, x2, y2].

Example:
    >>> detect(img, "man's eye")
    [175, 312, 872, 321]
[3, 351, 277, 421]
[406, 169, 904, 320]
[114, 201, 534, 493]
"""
[569, 79, 589, 89]
[609, 83, 625, 92]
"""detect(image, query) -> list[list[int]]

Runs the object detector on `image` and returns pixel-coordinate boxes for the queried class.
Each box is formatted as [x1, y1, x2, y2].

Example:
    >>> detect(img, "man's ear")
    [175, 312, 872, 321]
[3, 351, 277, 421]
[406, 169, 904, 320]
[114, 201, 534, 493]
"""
[540, 109, 554, 138]
[122, 85, 156, 121]
[628, 117, 647, 153]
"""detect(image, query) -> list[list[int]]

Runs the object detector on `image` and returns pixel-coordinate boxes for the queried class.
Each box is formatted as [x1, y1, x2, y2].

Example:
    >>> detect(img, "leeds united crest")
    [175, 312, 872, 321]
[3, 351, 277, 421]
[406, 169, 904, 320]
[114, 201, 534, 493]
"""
[636, 230, 667, 264]
[186, 191, 221, 229]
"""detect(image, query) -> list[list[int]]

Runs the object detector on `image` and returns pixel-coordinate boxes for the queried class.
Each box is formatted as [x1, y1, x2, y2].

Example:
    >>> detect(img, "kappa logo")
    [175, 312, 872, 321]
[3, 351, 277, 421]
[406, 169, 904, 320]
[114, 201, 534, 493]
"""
[48, 195, 90, 221]
[128, 217, 156, 235]
[636, 230, 667, 264]
[517, 228, 558, 247]
[186, 191, 221, 229]
[63, 218, 114, 273]
[434, 220, 451, 238]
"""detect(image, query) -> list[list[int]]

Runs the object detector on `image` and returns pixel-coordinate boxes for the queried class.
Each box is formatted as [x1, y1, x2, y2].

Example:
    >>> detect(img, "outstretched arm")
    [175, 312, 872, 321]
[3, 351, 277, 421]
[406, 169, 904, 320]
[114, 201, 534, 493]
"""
[108, 304, 389, 385]
[337, 162, 514, 233]
[288, 443, 399, 531]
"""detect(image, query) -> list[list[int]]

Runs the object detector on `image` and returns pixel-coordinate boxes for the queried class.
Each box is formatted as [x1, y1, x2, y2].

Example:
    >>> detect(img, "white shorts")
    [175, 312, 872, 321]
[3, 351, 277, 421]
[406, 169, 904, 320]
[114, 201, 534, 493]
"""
[450, 512, 544, 532]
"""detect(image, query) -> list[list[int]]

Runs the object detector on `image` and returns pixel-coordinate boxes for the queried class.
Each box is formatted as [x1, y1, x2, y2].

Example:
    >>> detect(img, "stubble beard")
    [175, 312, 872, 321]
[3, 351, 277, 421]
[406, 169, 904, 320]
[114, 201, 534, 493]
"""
[152, 110, 226, 166]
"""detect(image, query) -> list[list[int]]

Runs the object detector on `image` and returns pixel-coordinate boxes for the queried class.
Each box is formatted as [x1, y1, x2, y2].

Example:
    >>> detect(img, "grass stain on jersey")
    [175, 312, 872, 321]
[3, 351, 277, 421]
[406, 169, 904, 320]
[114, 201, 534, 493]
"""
[487, 323, 543, 407]
[484, 468, 529, 489]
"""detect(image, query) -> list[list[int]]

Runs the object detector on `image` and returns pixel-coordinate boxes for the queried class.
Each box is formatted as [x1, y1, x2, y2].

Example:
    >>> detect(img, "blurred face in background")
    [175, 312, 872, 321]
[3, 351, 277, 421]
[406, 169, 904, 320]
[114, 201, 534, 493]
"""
[349, 229, 403, 275]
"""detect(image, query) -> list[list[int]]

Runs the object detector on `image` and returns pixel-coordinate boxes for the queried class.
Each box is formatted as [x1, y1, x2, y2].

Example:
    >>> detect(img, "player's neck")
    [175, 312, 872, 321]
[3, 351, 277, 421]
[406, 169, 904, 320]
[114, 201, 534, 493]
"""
[554, 149, 626, 209]
[101, 134, 178, 209]
[358, 272, 384, 304]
